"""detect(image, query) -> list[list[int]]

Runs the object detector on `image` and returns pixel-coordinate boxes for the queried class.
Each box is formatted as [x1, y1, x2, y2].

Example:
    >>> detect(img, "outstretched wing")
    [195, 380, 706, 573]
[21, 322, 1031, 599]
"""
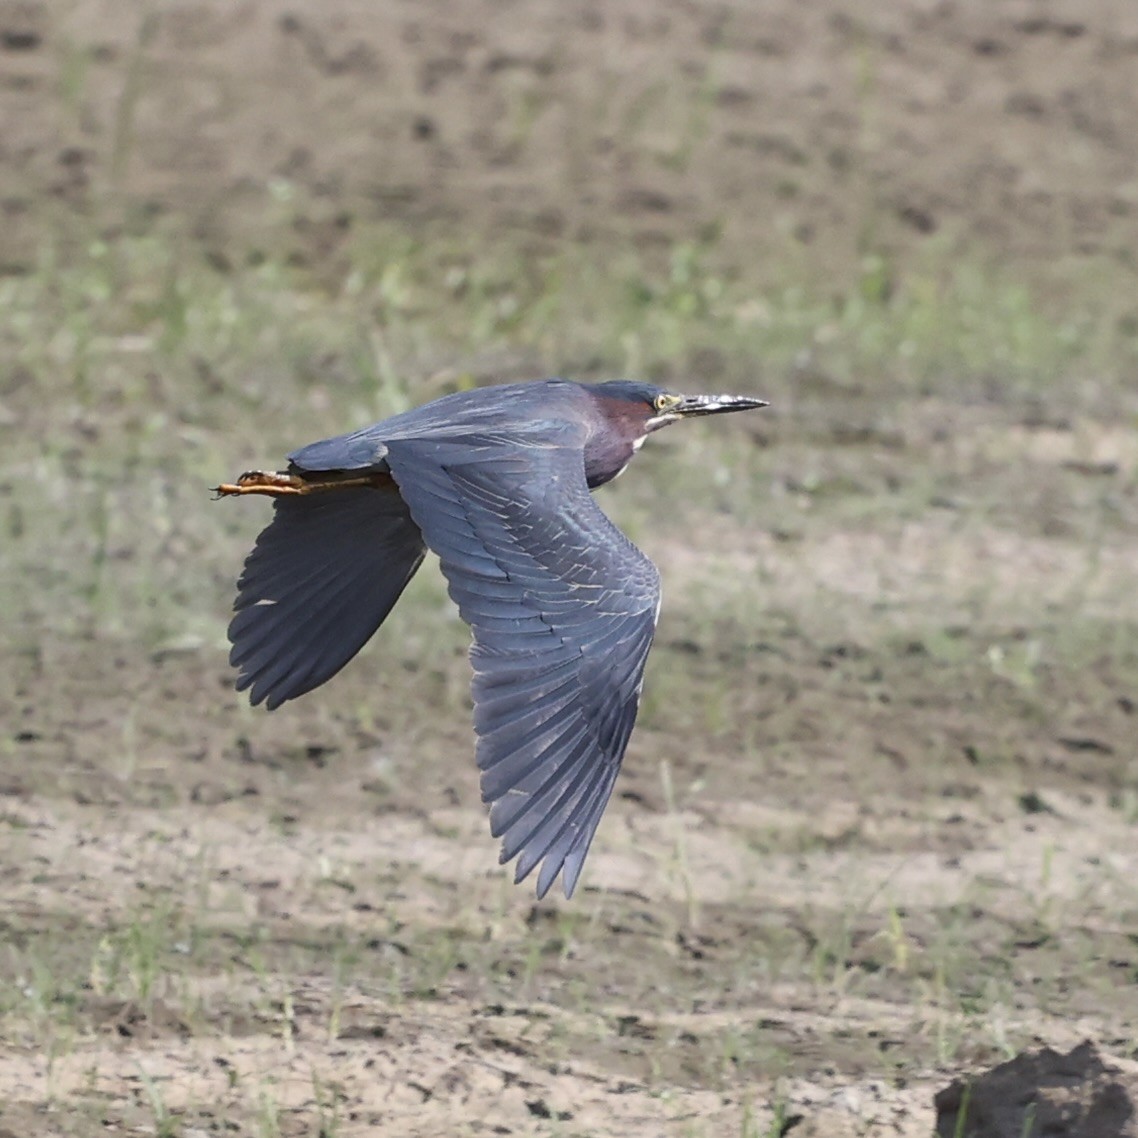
[385, 434, 660, 899]
[229, 488, 425, 709]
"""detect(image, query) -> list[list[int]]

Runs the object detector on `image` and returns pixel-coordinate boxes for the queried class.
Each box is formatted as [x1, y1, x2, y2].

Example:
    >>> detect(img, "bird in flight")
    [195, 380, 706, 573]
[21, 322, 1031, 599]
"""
[217, 379, 766, 898]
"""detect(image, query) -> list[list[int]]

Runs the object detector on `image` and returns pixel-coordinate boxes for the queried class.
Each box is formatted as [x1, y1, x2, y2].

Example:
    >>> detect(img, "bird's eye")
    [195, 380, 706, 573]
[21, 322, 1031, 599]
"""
[653, 394, 675, 413]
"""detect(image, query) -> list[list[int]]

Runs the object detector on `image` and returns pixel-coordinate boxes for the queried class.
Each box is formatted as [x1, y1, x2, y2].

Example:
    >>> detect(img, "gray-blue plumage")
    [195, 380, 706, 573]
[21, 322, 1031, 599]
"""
[224, 379, 765, 898]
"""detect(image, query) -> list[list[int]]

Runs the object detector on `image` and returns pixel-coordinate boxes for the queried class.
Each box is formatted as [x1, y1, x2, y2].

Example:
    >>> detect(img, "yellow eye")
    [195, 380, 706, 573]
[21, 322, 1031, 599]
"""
[653, 393, 678, 413]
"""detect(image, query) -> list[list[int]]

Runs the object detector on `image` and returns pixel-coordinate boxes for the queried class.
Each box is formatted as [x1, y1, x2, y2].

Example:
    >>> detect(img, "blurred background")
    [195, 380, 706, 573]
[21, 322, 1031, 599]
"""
[2, 2, 1137, 1135]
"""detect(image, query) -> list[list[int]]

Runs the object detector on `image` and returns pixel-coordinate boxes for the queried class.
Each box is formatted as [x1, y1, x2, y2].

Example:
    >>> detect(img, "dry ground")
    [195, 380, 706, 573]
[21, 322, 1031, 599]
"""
[2, 2, 1138, 1136]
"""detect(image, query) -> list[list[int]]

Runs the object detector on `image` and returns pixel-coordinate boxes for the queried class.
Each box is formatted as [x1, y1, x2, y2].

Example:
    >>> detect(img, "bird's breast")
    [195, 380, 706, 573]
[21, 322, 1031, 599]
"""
[583, 432, 640, 489]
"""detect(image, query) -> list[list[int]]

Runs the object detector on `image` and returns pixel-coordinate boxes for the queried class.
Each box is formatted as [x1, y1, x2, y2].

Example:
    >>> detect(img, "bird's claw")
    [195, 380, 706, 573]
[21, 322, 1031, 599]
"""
[213, 469, 395, 499]
[213, 470, 305, 498]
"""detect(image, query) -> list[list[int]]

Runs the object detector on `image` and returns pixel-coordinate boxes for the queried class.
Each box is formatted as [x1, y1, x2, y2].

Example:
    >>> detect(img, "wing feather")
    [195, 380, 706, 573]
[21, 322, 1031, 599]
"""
[385, 433, 660, 898]
[229, 489, 425, 709]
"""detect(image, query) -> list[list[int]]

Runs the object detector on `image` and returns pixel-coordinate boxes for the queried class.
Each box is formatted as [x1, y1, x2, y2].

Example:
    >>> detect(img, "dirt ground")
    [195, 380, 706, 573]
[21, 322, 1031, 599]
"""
[6, 0, 1138, 279]
[2, 2, 1138, 1136]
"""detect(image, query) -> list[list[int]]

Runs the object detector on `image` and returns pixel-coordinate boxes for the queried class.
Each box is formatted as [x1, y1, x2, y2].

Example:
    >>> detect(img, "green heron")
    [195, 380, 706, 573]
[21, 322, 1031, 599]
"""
[217, 378, 766, 898]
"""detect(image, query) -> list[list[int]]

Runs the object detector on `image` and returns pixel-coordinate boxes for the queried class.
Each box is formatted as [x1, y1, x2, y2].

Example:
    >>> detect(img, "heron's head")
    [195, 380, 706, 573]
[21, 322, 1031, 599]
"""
[583, 380, 768, 487]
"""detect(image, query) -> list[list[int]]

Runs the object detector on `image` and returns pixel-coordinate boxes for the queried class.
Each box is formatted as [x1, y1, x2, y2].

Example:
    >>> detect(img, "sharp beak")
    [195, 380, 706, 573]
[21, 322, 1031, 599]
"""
[672, 393, 770, 417]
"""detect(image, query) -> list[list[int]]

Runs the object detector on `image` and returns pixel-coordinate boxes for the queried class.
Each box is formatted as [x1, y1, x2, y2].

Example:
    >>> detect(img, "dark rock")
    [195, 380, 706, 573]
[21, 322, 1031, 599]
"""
[935, 1041, 1138, 1138]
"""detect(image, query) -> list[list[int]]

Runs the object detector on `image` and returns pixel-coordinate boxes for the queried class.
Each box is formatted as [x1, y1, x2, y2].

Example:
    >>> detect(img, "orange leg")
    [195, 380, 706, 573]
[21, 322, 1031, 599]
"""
[213, 469, 393, 498]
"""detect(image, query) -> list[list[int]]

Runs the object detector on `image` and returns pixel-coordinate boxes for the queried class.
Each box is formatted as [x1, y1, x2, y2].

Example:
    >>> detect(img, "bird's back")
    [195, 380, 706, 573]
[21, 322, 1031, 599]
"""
[289, 379, 593, 473]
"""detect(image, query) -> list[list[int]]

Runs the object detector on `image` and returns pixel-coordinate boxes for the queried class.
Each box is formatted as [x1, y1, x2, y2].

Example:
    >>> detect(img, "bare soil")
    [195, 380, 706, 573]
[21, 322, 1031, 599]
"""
[2, 2, 1138, 1136]
[6, 0, 1138, 279]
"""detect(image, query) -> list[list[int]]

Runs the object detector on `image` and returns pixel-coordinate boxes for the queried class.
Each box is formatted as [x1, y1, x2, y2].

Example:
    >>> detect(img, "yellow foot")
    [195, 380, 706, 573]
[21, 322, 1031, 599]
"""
[213, 470, 306, 498]
[213, 469, 394, 498]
